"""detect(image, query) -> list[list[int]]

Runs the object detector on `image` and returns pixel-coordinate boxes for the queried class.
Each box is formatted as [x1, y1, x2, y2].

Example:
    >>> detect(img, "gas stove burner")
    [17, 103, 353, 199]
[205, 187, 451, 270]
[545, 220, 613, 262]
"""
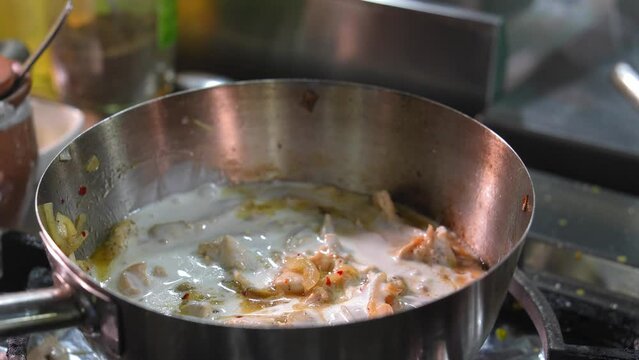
[510, 271, 639, 360]
[0, 231, 51, 292]
[1, 231, 53, 359]
[1, 231, 638, 359]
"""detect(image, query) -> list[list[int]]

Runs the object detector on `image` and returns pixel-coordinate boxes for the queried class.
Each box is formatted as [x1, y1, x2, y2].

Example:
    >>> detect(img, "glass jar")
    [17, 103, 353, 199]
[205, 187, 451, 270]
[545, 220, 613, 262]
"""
[50, 0, 177, 115]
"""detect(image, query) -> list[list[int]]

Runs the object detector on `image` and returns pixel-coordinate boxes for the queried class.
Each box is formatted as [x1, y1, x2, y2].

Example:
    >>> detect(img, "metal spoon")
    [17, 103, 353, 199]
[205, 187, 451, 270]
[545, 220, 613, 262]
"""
[13, 0, 73, 85]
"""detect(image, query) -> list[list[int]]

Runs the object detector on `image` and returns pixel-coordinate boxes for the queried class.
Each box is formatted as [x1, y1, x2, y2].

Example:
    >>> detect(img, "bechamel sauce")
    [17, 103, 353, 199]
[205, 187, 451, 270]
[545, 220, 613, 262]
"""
[85, 181, 484, 326]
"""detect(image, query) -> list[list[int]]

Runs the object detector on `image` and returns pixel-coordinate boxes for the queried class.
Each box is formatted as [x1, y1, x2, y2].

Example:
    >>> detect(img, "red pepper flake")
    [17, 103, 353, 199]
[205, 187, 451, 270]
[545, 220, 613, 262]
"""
[81, 231, 87, 238]
[337, 270, 343, 276]
[78, 186, 87, 196]
[325, 276, 331, 286]
[182, 293, 190, 300]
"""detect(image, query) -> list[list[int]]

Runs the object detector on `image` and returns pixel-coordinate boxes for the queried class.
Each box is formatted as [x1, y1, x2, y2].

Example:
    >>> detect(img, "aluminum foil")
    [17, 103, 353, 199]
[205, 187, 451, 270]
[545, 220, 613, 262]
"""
[477, 324, 543, 360]
[24, 328, 107, 360]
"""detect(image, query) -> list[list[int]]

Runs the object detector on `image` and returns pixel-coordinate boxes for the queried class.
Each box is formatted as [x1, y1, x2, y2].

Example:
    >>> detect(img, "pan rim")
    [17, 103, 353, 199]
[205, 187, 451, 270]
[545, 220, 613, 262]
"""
[35, 78, 535, 331]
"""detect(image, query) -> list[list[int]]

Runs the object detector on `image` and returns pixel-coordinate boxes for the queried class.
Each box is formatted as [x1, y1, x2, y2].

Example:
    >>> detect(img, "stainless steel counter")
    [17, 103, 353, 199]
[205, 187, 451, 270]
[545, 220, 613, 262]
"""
[176, 0, 503, 115]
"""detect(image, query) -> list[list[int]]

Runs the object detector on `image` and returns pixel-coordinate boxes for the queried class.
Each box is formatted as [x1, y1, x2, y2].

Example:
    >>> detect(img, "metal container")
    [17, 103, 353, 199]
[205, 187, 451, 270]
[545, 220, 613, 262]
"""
[177, 0, 503, 115]
[0, 57, 37, 229]
[0, 80, 534, 359]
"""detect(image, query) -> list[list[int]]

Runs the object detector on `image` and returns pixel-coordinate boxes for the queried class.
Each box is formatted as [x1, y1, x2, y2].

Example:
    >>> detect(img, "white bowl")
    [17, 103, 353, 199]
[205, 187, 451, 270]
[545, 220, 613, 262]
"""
[32, 97, 85, 178]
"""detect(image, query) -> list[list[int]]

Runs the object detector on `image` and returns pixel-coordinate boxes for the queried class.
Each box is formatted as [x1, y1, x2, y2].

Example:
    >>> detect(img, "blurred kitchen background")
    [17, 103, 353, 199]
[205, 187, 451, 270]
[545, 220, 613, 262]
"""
[2, 0, 638, 187]
[2, 0, 638, 243]
[2, 0, 636, 109]
[2, 0, 639, 259]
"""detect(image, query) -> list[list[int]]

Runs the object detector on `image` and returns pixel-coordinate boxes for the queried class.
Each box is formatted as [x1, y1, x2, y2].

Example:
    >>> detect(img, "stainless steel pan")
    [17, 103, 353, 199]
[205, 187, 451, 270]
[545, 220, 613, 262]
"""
[0, 80, 534, 359]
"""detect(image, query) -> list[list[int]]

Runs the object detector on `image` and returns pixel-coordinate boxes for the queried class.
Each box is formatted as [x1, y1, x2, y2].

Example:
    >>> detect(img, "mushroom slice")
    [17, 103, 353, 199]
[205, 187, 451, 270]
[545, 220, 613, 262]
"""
[118, 262, 150, 297]
[233, 271, 276, 298]
[197, 235, 259, 270]
[180, 301, 214, 318]
[175, 282, 196, 292]
[273, 269, 307, 296]
[382, 276, 406, 306]
[148, 220, 193, 243]
[152, 265, 168, 277]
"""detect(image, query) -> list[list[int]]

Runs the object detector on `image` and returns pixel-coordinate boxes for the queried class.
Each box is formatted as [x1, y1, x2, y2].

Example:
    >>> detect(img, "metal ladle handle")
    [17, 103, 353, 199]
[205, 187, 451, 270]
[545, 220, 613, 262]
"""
[13, 0, 73, 85]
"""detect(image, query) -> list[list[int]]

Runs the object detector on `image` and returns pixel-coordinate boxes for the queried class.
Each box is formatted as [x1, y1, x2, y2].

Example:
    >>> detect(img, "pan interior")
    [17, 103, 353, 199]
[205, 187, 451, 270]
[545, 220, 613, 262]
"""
[37, 80, 533, 273]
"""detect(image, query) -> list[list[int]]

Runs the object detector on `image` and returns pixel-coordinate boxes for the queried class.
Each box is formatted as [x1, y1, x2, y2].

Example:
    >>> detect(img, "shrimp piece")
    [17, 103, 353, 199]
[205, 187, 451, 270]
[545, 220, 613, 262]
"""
[309, 251, 335, 272]
[325, 263, 359, 288]
[396, 225, 436, 260]
[396, 224, 457, 266]
[304, 286, 332, 305]
[366, 273, 395, 318]
[311, 213, 347, 272]
[273, 268, 306, 295]
[273, 257, 320, 295]
[364, 273, 407, 318]
[381, 276, 406, 305]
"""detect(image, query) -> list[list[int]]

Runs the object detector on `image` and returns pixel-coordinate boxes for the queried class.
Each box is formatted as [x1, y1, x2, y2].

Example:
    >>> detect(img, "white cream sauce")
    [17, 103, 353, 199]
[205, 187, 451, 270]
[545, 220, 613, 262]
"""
[89, 181, 484, 326]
